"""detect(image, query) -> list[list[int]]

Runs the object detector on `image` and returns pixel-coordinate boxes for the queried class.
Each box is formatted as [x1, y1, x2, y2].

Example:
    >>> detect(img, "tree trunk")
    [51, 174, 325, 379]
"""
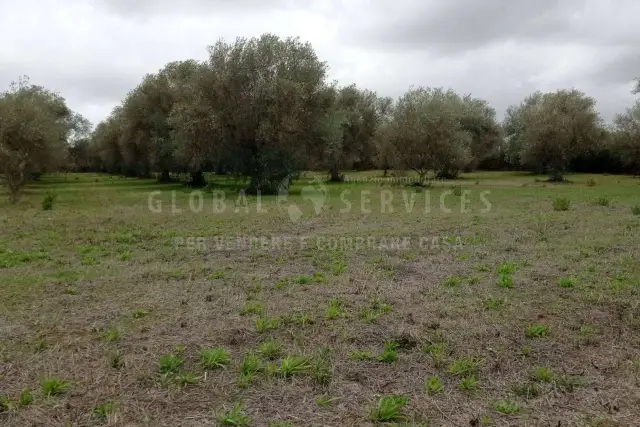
[158, 169, 172, 183]
[329, 164, 343, 182]
[190, 170, 207, 187]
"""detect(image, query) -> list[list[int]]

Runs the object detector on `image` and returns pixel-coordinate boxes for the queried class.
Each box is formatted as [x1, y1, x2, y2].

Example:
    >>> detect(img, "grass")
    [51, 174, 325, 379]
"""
[93, 400, 117, 420]
[369, 395, 408, 423]
[448, 356, 482, 376]
[378, 341, 399, 363]
[258, 340, 282, 360]
[219, 403, 250, 426]
[424, 376, 443, 394]
[277, 356, 311, 378]
[558, 276, 578, 288]
[531, 367, 554, 382]
[200, 347, 231, 370]
[553, 197, 571, 211]
[325, 298, 343, 320]
[256, 316, 280, 333]
[157, 353, 184, 374]
[493, 400, 520, 415]
[2, 171, 640, 425]
[40, 377, 72, 396]
[459, 375, 479, 391]
[525, 325, 550, 338]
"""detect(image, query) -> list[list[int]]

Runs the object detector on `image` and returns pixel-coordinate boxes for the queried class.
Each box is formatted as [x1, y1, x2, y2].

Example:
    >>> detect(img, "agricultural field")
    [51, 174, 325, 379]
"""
[1, 171, 640, 427]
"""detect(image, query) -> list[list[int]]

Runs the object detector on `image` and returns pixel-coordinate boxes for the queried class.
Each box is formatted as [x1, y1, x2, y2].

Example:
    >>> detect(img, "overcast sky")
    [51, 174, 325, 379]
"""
[1, 0, 638, 126]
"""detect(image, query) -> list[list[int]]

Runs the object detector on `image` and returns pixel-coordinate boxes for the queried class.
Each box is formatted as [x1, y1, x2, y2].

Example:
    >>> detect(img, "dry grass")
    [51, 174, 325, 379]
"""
[1, 172, 639, 426]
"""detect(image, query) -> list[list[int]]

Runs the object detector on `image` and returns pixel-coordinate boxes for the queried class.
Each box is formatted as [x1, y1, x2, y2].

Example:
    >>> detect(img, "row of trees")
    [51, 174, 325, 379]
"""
[2, 34, 640, 201]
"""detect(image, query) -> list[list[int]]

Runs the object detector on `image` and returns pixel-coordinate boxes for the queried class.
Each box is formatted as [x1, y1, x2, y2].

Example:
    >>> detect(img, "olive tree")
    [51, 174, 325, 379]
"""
[207, 34, 328, 194]
[504, 90, 603, 180]
[612, 100, 640, 174]
[0, 78, 74, 201]
[386, 87, 472, 182]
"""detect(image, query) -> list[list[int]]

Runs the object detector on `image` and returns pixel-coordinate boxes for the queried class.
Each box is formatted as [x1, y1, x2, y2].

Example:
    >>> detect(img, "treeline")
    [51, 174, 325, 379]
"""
[2, 34, 640, 201]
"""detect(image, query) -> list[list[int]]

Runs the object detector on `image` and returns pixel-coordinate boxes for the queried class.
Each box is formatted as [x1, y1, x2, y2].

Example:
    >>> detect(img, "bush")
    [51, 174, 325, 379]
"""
[594, 197, 610, 207]
[586, 178, 597, 187]
[553, 198, 571, 211]
[632, 205, 640, 216]
[42, 193, 57, 210]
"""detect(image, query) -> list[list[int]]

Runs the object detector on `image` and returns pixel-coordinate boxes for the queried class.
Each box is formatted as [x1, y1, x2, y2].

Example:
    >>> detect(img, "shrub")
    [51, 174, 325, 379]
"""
[586, 178, 597, 187]
[553, 198, 571, 211]
[42, 193, 57, 210]
[594, 197, 610, 207]
[452, 186, 463, 196]
[632, 205, 640, 216]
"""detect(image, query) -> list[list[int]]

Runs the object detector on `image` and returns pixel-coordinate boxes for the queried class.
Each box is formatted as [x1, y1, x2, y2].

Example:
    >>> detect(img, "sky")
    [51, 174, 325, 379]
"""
[1, 0, 638, 126]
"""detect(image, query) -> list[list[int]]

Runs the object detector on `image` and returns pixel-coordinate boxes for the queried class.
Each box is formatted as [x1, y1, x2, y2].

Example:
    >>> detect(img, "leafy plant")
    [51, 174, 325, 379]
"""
[513, 381, 540, 399]
[422, 341, 449, 366]
[40, 377, 72, 396]
[558, 276, 578, 288]
[484, 297, 507, 310]
[240, 302, 263, 316]
[497, 262, 517, 275]
[448, 357, 482, 376]
[102, 328, 120, 343]
[349, 350, 376, 361]
[174, 373, 201, 387]
[258, 340, 282, 360]
[496, 273, 514, 288]
[525, 325, 550, 338]
[553, 197, 571, 211]
[157, 353, 184, 374]
[369, 395, 408, 423]
[19, 389, 33, 406]
[531, 367, 554, 382]
[442, 276, 461, 287]
[632, 205, 640, 216]
[219, 403, 250, 426]
[42, 193, 57, 210]
[424, 376, 443, 394]
[200, 347, 231, 370]
[278, 356, 311, 378]
[294, 275, 311, 284]
[133, 309, 150, 319]
[378, 341, 399, 363]
[594, 197, 610, 207]
[93, 400, 117, 420]
[459, 375, 479, 391]
[493, 400, 520, 415]
[109, 350, 124, 369]
[256, 317, 280, 333]
[325, 298, 343, 320]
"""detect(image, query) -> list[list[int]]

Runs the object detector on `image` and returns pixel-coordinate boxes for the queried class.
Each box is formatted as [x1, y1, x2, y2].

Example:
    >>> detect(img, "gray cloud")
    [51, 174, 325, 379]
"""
[1, 0, 638, 126]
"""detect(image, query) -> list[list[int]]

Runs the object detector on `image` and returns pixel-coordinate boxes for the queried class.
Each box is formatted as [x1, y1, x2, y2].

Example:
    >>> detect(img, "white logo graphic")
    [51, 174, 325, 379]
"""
[277, 173, 328, 222]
